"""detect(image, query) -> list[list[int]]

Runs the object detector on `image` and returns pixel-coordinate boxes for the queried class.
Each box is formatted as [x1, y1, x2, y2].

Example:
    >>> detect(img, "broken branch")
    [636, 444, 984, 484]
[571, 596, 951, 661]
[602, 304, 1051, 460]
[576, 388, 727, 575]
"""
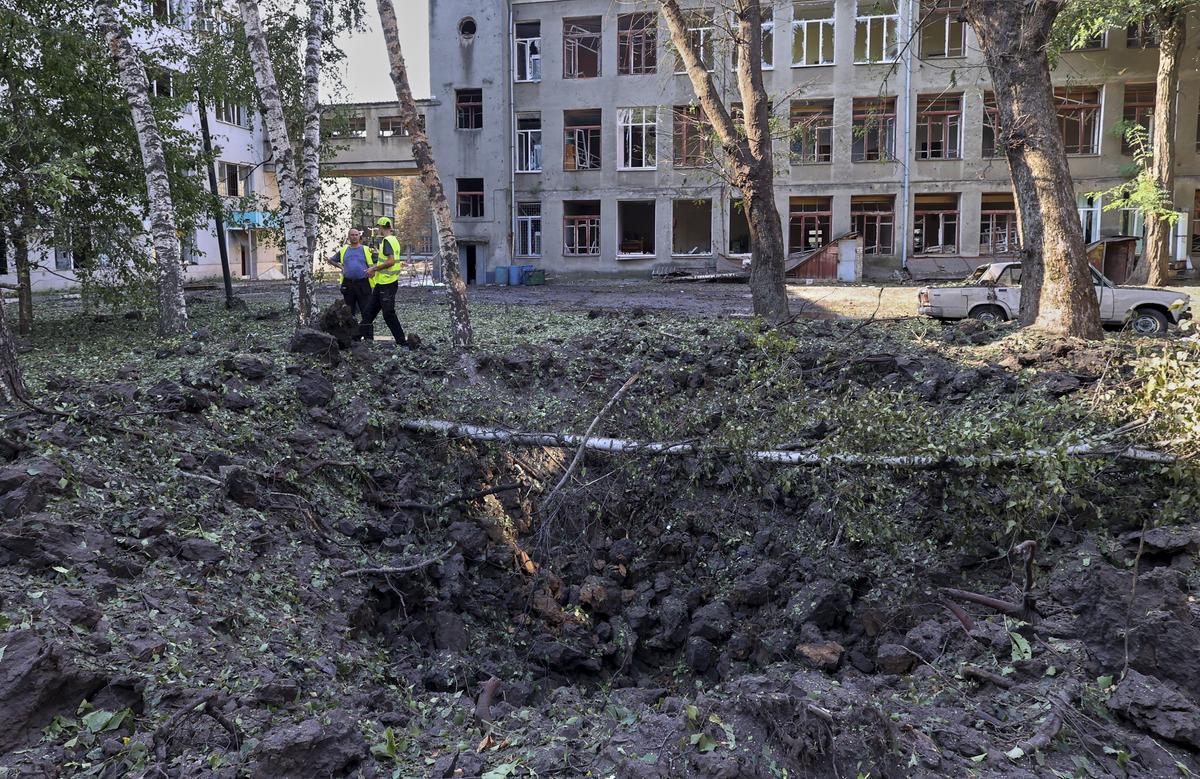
[340, 547, 452, 578]
[401, 419, 1173, 468]
[939, 587, 1032, 620]
[394, 483, 522, 513]
[543, 372, 640, 507]
[152, 690, 240, 761]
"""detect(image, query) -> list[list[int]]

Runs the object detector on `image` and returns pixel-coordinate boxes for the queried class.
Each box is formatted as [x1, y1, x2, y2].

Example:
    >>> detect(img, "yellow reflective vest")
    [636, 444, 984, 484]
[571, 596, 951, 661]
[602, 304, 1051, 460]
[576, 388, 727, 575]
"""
[338, 244, 377, 288]
[374, 235, 402, 285]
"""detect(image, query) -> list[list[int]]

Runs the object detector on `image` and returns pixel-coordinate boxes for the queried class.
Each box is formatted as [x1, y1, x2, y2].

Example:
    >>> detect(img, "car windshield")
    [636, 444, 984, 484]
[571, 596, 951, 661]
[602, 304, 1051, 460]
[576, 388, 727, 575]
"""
[970, 264, 1015, 285]
[964, 266, 990, 283]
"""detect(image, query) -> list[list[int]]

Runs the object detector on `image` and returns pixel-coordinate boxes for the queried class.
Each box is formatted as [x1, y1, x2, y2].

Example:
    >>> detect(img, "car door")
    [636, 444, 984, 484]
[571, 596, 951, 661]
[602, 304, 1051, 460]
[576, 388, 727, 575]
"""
[1090, 268, 1116, 321]
[993, 265, 1021, 317]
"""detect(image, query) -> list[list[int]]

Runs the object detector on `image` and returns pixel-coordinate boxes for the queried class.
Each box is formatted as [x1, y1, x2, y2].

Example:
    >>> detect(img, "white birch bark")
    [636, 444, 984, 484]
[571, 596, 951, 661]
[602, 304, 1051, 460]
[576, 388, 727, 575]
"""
[375, 0, 474, 351]
[239, 0, 315, 326]
[96, 0, 189, 336]
[301, 0, 326, 258]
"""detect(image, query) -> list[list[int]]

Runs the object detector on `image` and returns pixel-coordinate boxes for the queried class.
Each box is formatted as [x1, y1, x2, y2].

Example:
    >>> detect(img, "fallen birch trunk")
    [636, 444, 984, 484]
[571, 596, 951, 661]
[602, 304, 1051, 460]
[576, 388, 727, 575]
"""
[400, 419, 1174, 468]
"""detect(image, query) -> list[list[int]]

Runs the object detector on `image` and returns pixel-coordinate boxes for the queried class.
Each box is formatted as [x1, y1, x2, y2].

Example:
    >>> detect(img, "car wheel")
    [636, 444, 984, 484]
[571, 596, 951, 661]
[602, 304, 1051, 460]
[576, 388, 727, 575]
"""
[970, 305, 1007, 324]
[1129, 308, 1169, 335]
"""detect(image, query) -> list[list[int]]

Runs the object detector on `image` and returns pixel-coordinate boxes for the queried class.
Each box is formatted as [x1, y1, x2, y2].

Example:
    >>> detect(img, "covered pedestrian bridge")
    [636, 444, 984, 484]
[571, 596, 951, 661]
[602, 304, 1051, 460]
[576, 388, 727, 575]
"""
[319, 99, 434, 178]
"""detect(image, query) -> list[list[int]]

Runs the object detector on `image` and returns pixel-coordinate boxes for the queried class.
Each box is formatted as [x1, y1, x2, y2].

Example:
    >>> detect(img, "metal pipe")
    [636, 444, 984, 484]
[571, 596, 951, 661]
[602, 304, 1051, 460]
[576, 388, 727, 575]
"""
[899, 0, 914, 270]
[507, 0, 517, 266]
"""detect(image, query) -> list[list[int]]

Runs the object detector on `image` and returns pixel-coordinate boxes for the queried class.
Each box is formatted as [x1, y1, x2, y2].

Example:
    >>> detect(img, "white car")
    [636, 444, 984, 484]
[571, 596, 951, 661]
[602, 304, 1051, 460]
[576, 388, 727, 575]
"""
[917, 261, 1191, 335]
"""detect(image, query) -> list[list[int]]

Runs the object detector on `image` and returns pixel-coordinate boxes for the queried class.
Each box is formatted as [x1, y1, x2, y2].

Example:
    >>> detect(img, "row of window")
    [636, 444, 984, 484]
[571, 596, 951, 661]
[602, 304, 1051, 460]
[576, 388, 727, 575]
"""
[465, 85, 1167, 175]
[496, 193, 1121, 259]
[504, 4, 1161, 83]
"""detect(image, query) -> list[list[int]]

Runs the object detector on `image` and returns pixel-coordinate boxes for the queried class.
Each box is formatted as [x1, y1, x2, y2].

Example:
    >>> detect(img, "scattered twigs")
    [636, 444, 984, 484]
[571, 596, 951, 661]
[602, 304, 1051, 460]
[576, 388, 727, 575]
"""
[941, 539, 1042, 623]
[400, 419, 1174, 468]
[940, 587, 1030, 621]
[961, 665, 1014, 689]
[542, 372, 640, 509]
[152, 690, 240, 762]
[836, 286, 885, 341]
[177, 471, 222, 486]
[293, 458, 377, 489]
[1013, 539, 1038, 615]
[395, 483, 522, 513]
[1008, 682, 1079, 756]
[340, 546, 453, 578]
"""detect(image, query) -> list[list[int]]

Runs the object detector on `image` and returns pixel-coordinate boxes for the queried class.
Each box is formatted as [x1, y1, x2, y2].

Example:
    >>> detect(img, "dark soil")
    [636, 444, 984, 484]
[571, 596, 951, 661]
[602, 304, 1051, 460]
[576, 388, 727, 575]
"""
[1, 293, 1198, 778]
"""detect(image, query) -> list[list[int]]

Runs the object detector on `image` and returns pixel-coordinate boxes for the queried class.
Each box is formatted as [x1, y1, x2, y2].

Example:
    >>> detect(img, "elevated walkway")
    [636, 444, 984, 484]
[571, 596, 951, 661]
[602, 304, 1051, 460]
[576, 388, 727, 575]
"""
[320, 100, 435, 178]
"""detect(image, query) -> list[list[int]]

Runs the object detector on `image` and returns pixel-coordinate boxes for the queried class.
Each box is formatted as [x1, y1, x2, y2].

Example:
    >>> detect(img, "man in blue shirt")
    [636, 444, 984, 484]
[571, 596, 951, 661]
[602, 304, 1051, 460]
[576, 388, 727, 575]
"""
[327, 228, 375, 340]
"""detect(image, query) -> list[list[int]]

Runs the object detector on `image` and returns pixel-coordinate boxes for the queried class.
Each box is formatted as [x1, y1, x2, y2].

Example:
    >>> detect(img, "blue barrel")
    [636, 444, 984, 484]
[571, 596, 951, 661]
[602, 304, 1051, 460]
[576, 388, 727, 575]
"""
[508, 265, 524, 285]
[494, 265, 508, 286]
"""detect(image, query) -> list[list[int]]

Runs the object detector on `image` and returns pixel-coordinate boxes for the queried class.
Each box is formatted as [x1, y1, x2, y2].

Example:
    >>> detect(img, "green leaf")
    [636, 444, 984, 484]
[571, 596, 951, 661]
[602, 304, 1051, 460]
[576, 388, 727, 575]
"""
[1005, 746, 1026, 760]
[1097, 675, 1114, 690]
[481, 763, 517, 779]
[1009, 632, 1032, 662]
[696, 734, 718, 753]
[80, 710, 115, 733]
[970, 754, 987, 763]
[639, 752, 659, 764]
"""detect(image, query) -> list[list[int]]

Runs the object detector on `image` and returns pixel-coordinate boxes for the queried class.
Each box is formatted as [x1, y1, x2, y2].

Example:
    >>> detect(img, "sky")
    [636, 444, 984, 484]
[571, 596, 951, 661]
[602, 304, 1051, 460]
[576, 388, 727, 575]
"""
[333, 0, 430, 102]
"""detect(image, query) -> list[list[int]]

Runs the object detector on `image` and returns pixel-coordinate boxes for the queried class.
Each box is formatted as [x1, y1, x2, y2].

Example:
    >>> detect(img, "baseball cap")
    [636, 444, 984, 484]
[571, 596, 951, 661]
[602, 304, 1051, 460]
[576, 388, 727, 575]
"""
[377, 216, 393, 227]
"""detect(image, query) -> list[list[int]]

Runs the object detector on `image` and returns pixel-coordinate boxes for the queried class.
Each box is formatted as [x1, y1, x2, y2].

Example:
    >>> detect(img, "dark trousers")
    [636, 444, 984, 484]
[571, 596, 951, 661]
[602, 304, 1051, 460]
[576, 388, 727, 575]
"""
[363, 281, 406, 344]
[341, 278, 373, 339]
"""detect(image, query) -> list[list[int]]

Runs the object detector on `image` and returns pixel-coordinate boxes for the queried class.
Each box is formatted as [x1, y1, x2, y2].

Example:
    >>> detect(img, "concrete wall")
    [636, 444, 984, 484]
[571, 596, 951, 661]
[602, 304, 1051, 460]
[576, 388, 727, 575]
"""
[420, 0, 1200, 280]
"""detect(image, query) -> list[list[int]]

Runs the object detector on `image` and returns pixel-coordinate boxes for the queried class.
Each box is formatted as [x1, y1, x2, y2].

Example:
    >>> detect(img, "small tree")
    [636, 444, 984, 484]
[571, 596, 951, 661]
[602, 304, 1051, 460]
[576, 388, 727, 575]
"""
[659, 0, 789, 324]
[962, 0, 1102, 338]
[374, 0, 473, 351]
[0, 290, 26, 404]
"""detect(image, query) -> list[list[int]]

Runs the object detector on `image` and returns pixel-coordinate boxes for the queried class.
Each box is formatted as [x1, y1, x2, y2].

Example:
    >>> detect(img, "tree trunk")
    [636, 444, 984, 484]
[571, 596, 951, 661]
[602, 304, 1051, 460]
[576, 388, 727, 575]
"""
[11, 212, 32, 336]
[661, 0, 789, 323]
[375, 0, 474, 351]
[97, 0, 189, 337]
[964, 0, 1102, 339]
[0, 223, 8, 276]
[1138, 5, 1184, 288]
[0, 288, 25, 404]
[239, 0, 316, 327]
[196, 92, 236, 308]
[301, 0, 326, 257]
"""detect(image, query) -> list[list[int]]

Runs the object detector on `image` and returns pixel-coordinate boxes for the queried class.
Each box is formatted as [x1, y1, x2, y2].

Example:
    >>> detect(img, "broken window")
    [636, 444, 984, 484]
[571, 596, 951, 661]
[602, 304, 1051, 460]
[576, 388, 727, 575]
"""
[1071, 31, 1105, 50]
[980, 193, 1020, 255]
[1192, 191, 1200, 256]
[851, 195, 895, 254]
[1121, 207, 1146, 255]
[564, 201, 601, 255]
[619, 107, 657, 170]
[852, 97, 896, 161]
[516, 202, 542, 257]
[916, 94, 961, 159]
[913, 193, 959, 254]
[1077, 194, 1102, 243]
[789, 99, 834, 163]
[147, 67, 175, 98]
[673, 105, 712, 167]
[618, 13, 657, 75]
[515, 21, 542, 81]
[788, 197, 832, 253]
[455, 88, 483, 129]
[1122, 83, 1155, 154]
[982, 90, 1001, 158]
[918, 0, 964, 58]
[456, 178, 484, 218]
[854, 0, 898, 63]
[343, 116, 367, 138]
[618, 201, 656, 256]
[215, 100, 248, 127]
[1055, 86, 1101, 154]
[676, 10, 716, 72]
[516, 114, 542, 172]
[218, 162, 253, 197]
[145, 0, 173, 24]
[564, 110, 602, 170]
[1126, 19, 1158, 48]
[564, 17, 602, 78]
[729, 199, 751, 253]
[672, 199, 712, 255]
[732, 5, 774, 70]
[54, 227, 90, 271]
[792, 2, 835, 66]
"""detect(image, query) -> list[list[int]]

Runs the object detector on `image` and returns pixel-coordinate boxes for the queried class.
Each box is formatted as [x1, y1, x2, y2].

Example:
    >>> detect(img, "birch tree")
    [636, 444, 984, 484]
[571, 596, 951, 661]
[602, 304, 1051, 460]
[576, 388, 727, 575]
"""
[301, 0, 326, 256]
[962, 0, 1103, 338]
[238, 0, 316, 326]
[660, 0, 789, 324]
[96, 0, 189, 336]
[375, 0, 473, 351]
[0, 290, 25, 404]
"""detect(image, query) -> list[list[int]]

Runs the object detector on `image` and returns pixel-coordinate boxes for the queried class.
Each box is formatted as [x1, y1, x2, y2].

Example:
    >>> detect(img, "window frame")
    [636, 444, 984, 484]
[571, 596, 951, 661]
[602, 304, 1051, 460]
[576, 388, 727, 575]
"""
[982, 90, 1002, 158]
[918, 0, 965, 59]
[854, 1, 899, 64]
[564, 110, 603, 171]
[514, 21, 542, 82]
[1121, 83, 1156, 155]
[564, 201, 602, 256]
[789, 99, 834, 164]
[617, 12, 657, 75]
[676, 10, 716, 73]
[912, 194, 960, 255]
[563, 17, 603, 79]
[852, 97, 897, 162]
[455, 178, 485, 218]
[516, 202, 542, 257]
[673, 105, 712, 167]
[915, 94, 962, 160]
[850, 197, 896, 255]
[215, 100, 249, 128]
[732, 6, 774, 71]
[791, 2, 835, 67]
[618, 107, 658, 170]
[979, 194, 1020, 256]
[455, 88, 483, 130]
[515, 114, 543, 173]
[788, 196, 833, 253]
[1055, 85, 1102, 155]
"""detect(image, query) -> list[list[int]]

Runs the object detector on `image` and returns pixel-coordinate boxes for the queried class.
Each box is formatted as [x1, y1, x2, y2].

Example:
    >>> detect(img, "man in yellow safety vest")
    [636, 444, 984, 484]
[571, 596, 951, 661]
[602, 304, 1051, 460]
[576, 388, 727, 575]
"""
[362, 216, 407, 346]
[326, 228, 375, 340]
